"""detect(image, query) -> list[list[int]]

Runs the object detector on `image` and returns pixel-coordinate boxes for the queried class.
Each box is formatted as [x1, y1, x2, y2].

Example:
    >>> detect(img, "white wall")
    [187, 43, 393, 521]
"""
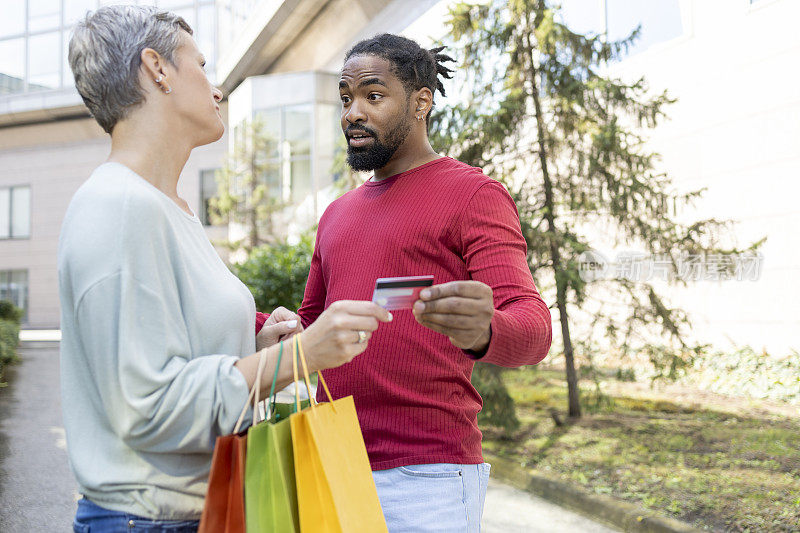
[608, 0, 800, 354]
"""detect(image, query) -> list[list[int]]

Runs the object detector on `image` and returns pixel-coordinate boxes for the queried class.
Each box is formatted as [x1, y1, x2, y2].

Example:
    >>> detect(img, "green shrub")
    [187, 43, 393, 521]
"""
[0, 317, 21, 383]
[233, 236, 314, 312]
[0, 299, 22, 323]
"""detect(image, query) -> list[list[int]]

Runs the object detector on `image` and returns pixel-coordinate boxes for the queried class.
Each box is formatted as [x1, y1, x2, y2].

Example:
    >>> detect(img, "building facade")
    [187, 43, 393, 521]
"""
[0, 0, 438, 327]
[563, 0, 800, 355]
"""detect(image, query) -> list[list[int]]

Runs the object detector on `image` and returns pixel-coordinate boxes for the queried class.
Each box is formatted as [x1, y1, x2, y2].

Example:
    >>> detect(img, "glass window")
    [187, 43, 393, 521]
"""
[0, 189, 9, 239]
[290, 158, 312, 204]
[0, 38, 26, 95]
[0, 270, 29, 322]
[0, 2, 26, 38]
[11, 187, 31, 238]
[255, 108, 281, 159]
[245, 102, 318, 205]
[0, 186, 30, 239]
[261, 162, 281, 201]
[196, 3, 216, 79]
[317, 104, 341, 157]
[284, 105, 312, 157]
[200, 169, 218, 225]
[29, 0, 62, 33]
[28, 32, 61, 90]
[65, 0, 98, 25]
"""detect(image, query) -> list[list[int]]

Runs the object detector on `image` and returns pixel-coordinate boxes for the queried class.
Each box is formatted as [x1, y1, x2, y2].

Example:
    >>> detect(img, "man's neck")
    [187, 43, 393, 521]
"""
[372, 146, 441, 182]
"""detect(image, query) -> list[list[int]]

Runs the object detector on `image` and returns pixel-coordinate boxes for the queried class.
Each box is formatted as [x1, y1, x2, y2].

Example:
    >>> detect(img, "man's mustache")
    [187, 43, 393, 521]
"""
[345, 125, 378, 139]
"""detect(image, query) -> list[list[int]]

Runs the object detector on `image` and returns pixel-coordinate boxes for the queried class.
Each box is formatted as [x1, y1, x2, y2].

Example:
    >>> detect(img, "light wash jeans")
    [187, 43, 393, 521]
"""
[372, 463, 491, 532]
[73, 498, 199, 532]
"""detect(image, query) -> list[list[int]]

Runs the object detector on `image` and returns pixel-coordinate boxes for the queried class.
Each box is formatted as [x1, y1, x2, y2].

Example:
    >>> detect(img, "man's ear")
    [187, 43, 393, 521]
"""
[414, 87, 434, 121]
[140, 47, 172, 94]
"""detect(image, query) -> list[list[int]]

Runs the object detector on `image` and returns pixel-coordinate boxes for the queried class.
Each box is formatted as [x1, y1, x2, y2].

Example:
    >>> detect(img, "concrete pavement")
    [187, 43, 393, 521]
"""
[0, 342, 619, 532]
[0, 343, 79, 532]
[482, 478, 619, 532]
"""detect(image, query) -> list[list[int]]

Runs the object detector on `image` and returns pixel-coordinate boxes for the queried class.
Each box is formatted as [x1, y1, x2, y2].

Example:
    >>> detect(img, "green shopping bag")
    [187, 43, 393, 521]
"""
[244, 341, 309, 533]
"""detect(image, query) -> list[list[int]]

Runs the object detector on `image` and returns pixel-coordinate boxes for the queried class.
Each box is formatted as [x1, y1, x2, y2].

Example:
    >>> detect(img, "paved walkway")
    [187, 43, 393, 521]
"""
[482, 478, 619, 532]
[0, 343, 79, 532]
[0, 342, 618, 532]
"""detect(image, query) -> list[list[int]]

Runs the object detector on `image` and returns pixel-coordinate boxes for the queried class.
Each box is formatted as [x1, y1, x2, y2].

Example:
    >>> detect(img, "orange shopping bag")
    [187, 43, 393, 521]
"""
[198, 432, 247, 533]
[199, 348, 269, 533]
[289, 336, 388, 533]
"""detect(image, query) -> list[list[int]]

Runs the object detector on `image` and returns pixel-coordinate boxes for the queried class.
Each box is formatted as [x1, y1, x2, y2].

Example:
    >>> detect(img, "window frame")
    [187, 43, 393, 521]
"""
[0, 269, 29, 323]
[0, 184, 31, 240]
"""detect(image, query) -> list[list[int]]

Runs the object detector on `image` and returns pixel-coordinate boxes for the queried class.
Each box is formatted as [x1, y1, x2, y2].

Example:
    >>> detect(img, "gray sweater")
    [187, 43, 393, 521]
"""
[58, 162, 254, 519]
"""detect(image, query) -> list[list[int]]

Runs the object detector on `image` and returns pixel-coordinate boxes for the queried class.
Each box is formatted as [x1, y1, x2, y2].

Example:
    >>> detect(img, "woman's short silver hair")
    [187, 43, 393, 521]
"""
[68, 5, 193, 134]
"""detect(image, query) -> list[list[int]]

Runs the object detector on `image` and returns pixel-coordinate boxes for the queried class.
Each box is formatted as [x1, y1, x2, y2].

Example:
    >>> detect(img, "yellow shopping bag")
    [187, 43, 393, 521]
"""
[289, 336, 388, 533]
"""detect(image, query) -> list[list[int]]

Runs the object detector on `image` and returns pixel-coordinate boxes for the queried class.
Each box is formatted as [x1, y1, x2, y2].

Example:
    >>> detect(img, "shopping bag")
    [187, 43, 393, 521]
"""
[199, 348, 268, 533]
[290, 336, 388, 533]
[198, 432, 248, 533]
[245, 341, 302, 533]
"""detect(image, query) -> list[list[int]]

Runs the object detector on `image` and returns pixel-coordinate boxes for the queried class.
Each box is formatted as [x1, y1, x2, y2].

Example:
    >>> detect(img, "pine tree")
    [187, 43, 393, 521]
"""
[432, 0, 760, 418]
[210, 115, 285, 253]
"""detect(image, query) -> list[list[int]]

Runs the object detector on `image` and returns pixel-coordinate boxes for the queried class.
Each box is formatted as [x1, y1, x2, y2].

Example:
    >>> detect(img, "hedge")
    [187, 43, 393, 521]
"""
[0, 300, 22, 383]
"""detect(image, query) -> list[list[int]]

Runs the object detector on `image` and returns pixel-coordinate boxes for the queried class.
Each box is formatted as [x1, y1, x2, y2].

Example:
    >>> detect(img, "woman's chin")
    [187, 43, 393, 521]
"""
[196, 120, 225, 146]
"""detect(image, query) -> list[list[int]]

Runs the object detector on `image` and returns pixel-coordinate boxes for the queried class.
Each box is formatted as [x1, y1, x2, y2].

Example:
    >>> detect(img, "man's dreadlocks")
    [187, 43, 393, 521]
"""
[345, 33, 455, 124]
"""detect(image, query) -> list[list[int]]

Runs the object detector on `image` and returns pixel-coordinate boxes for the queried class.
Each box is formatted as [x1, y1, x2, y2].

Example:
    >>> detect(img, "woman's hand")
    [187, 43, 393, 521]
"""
[300, 301, 392, 372]
[256, 307, 304, 350]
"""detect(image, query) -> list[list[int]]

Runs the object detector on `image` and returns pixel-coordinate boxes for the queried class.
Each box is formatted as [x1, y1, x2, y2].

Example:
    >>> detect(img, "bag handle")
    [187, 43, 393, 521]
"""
[295, 334, 336, 414]
[232, 347, 269, 434]
[292, 335, 301, 414]
[292, 335, 316, 412]
[265, 341, 284, 421]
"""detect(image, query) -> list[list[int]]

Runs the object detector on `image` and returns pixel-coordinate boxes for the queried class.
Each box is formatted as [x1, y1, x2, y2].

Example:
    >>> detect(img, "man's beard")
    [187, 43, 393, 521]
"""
[346, 117, 411, 172]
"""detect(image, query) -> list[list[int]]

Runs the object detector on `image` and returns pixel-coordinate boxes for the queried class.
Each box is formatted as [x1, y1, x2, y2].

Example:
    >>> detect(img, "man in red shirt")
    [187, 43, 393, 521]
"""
[298, 33, 552, 532]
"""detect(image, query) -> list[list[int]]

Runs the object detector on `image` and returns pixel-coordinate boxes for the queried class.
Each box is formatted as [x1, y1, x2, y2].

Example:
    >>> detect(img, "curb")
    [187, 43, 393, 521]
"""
[484, 453, 703, 533]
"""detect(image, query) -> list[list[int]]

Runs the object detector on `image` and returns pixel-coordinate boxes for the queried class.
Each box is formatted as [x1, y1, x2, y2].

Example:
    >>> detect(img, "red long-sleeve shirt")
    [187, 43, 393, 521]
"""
[298, 156, 552, 470]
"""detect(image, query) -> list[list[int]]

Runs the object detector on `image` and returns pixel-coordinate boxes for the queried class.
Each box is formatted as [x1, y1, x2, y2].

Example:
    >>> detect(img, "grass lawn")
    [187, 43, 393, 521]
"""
[480, 367, 800, 532]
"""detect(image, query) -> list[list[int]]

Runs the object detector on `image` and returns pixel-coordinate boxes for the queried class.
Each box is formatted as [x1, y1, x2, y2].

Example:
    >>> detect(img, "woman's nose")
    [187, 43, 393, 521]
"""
[212, 87, 223, 102]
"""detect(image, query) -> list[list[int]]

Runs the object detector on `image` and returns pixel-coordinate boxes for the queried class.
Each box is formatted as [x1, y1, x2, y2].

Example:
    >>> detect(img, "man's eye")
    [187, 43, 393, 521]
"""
[341, 95, 351, 104]
[368, 93, 383, 101]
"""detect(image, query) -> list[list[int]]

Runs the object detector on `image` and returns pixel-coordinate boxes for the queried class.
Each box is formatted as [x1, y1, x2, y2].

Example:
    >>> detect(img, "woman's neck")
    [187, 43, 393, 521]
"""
[107, 113, 193, 208]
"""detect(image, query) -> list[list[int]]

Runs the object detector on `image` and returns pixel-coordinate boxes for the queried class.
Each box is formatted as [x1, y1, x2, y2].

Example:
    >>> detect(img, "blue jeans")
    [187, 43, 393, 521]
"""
[372, 463, 491, 532]
[73, 498, 199, 532]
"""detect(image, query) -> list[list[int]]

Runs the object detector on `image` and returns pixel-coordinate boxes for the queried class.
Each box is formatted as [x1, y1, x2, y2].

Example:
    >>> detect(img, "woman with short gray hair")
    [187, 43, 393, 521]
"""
[59, 5, 390, 532]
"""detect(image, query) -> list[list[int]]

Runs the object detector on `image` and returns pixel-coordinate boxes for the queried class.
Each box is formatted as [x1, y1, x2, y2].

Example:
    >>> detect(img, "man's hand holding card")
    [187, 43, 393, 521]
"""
[411, 280, 494, 354]
[371, 276, 494, 354]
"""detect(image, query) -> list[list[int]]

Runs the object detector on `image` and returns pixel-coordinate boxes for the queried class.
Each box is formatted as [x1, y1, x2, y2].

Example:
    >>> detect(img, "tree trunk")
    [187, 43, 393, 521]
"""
[248, 150, 260, 250]
[524, 13, 581, 418]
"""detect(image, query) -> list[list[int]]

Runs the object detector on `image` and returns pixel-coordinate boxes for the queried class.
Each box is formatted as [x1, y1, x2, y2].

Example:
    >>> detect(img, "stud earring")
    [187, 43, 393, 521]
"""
[164, 87, 172, 94]
[155, 75, 164, 83]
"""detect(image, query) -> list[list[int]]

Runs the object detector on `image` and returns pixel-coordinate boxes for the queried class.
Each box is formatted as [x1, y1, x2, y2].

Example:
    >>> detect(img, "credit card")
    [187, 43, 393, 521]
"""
[371, 275, 434, 311]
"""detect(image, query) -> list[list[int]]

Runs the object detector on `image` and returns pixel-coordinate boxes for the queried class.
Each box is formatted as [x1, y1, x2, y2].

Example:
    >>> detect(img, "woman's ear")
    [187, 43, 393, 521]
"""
[140, 48, 172, 94]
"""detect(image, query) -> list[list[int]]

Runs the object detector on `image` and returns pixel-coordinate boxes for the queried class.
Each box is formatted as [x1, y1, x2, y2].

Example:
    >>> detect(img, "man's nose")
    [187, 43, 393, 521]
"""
[345, 100, 367, 124]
